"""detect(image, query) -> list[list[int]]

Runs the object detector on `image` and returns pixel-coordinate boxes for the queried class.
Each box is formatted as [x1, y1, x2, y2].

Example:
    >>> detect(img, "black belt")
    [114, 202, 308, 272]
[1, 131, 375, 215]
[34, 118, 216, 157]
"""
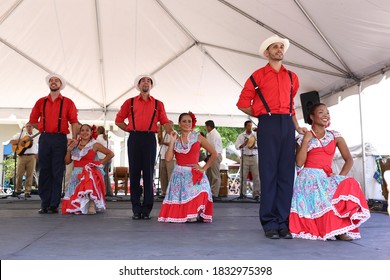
[21, 154, 36, 156]
[244, 154, 256, 157]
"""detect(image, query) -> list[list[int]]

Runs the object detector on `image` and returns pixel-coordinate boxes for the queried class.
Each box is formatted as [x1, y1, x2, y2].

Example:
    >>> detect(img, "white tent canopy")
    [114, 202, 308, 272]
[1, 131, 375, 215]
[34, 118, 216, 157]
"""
[1, 0, 390, 127]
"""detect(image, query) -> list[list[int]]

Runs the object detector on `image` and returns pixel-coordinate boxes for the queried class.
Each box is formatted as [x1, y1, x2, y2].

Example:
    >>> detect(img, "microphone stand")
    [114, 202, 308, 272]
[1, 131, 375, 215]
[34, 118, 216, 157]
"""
[154, 132, 168, 198]
[12, 126, 25, 198]
[238, 147, 246, 199]
[230, 137, 256, 202]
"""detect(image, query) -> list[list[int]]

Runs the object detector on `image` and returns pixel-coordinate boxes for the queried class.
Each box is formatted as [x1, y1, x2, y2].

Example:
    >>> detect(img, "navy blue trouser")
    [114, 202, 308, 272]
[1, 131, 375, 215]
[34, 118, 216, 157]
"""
[127, 131, 156, 215]
[257, 114, 295, 231]
[38, 133, 67, 209]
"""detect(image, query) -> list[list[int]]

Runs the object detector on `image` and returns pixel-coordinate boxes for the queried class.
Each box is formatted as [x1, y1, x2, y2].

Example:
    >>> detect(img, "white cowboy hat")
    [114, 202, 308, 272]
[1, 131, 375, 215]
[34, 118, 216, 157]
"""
[258, 35, 290, 58]
[45, 73, 66, 90]
[134, 74, 156, 91]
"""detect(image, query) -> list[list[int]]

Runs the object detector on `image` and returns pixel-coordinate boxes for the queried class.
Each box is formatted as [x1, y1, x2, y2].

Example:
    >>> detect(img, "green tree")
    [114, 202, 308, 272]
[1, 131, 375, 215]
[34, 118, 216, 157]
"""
[1, 155, 17, 185]
[197, 126, 243, 148]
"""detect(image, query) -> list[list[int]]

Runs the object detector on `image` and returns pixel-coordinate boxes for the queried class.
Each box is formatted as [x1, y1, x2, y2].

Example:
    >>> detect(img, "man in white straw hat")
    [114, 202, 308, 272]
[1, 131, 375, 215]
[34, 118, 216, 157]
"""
[115, 74, 172, 220]
[236, 35, 306, 239]
[29, 74, 79, 214]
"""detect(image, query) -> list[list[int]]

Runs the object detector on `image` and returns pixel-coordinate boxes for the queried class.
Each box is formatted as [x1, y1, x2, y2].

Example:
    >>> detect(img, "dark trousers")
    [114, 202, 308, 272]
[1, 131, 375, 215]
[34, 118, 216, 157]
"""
[38, 133, 67, 209]
[257, 114, 295, 231]
[128, 132, 156, 215]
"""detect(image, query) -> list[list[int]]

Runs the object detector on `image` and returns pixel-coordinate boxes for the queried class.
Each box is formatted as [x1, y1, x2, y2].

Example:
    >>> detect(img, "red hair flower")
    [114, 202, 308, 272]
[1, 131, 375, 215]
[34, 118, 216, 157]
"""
[91, 125, 98, 139]
[189, 111, 197, 129]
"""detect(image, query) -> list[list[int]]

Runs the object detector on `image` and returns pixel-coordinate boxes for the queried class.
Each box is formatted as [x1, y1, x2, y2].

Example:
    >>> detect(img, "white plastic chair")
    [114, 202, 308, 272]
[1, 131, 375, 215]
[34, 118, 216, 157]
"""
[383, 170, 390, 215]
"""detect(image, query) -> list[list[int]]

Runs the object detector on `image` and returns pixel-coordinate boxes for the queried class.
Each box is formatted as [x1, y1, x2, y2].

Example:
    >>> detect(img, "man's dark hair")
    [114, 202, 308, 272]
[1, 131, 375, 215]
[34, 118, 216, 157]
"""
[244, 120, 251, 127]
[205, 120, 215, 128]
[138, 77, 153, 85]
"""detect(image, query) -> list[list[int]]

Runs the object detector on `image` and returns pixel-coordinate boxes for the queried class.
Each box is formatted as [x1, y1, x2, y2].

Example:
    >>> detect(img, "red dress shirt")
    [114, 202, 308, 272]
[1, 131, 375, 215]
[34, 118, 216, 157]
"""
[115, 94, 169, 132]
[29, 94, 79, 134]
[237, 64, 299, 116]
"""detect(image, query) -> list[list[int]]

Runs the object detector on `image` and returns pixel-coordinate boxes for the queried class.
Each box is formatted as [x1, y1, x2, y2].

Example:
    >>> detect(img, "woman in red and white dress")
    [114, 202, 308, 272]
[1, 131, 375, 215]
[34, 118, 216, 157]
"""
[158, 112, 217, 223]
[61, 124, 114, 215]
[289, 103, 370, 240]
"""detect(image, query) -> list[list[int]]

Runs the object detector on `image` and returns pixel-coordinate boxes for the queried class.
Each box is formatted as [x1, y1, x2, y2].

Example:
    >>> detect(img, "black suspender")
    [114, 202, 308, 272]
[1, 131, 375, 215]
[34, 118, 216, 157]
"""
[130, 97, 159, 132]
[58, 98, 64, 133]
[249, 70, 294, 116]
[42, 98, 48, 131]
[250, 75, 271, 116]
[148, 99, 158, 132]
[130, 98, 136, 131]
[42, 97, 64, 132]
[288, 71, 293, 116]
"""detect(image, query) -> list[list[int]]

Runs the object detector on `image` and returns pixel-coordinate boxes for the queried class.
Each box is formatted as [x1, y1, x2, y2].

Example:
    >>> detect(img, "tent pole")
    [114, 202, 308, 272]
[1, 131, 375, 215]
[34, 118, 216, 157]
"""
[358, 82, 367, 196]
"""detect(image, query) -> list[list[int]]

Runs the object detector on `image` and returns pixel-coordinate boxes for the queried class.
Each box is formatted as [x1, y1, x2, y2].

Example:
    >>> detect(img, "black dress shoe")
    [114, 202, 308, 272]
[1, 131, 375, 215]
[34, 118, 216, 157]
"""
[132, 213, 141, 220]
[265, 229, 280, 239]
[24, 194, 31, 198]
[12, 192, 21, 197]
[38, 208, 48, 214]
[142, 214, 151, 220]
[278, 228, 293, 239]
[48, 207, 59, 214]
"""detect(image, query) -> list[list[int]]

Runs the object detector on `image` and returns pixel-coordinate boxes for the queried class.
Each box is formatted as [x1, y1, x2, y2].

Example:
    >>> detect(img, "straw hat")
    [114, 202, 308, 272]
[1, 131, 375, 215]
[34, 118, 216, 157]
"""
[45, 74, 66, 90]
[134, 74, 156, 91]
[259, 35, 290, 58]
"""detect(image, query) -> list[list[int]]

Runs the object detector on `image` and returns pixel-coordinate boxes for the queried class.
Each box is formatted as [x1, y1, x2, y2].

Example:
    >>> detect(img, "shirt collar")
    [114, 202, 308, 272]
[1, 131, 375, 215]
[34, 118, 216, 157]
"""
[136, 93, 153, 102]
[264, 63, 287, 73]
[46, 93, 64, 101]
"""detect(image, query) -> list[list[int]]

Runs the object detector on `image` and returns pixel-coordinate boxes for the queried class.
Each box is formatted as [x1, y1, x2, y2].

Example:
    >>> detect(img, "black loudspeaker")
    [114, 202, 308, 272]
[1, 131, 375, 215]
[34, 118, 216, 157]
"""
[300, 91, 320, 124]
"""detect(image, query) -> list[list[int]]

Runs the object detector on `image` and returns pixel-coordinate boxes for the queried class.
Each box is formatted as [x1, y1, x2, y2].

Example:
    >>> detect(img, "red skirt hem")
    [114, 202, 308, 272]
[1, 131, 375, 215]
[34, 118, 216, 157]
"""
[158, 192, 213, 223]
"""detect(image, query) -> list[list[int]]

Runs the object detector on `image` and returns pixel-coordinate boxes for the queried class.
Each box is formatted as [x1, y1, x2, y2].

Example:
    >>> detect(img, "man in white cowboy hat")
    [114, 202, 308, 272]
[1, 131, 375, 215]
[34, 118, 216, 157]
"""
[29, 73, 79, 214]
[115, 74, 172, 220]
[236, 35, 306, 239]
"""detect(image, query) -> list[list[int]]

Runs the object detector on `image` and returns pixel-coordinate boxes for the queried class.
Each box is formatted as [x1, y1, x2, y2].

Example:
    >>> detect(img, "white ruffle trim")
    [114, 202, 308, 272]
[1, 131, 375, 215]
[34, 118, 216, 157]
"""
[64, 162, 105, 214]
[71, 139, 97, 161]
[174, 132, 199, 154]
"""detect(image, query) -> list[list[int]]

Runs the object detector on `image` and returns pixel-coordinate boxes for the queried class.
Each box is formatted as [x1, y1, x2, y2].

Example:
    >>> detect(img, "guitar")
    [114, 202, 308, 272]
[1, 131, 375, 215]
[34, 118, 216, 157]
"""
[12, 132, 41, 156]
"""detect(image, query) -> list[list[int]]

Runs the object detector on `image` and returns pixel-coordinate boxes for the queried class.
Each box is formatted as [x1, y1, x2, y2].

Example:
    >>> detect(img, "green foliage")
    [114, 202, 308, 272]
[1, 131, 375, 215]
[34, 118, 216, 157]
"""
[218, 127, 243, 147]
[1, 155, 17, 181]
[197, 126, 243, 148]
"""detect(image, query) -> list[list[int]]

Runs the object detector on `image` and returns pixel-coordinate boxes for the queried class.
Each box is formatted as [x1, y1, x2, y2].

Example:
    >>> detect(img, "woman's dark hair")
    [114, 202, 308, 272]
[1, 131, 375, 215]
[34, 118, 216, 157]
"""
[80, 123, 92, 131]
[97, 126, 107, 140]
[178, 112, 191, 123]
[307, 102, 326, 125]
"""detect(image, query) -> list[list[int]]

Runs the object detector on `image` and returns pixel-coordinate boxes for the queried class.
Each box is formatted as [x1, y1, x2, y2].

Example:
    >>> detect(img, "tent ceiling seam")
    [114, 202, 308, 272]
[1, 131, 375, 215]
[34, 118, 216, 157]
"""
[155, 0, 198, 43]
[0, 37, 102, 107]
[216, 0, 352, 78]
[200, 46, 244, 88]
[53, 0, 71, 82]
[0, 0, 24, 25]
[321, 64, 390, 99]
[201, 42, 347, 78]
[94, 0, 107, 110]
[107, 42, 197, 107]
[294, 0, 359, 82]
